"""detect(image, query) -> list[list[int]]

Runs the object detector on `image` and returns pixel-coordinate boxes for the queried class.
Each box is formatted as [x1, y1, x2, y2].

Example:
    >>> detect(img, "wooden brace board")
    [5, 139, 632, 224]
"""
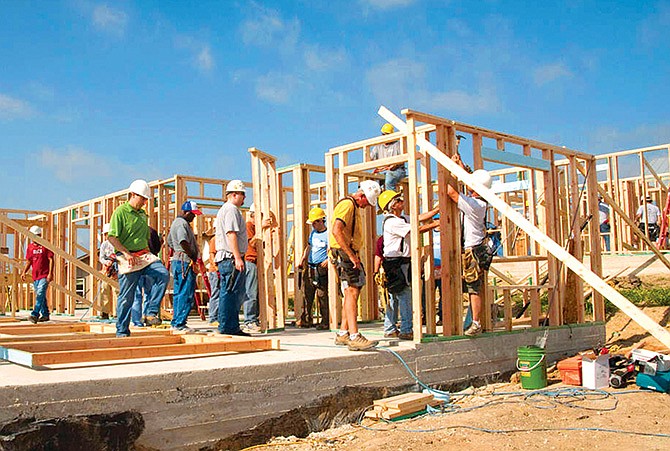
[380, 106, 670, 349]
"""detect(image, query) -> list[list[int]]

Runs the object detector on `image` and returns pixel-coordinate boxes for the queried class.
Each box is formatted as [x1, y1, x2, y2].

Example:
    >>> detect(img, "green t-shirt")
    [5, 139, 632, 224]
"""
[108, 202, 149, 252]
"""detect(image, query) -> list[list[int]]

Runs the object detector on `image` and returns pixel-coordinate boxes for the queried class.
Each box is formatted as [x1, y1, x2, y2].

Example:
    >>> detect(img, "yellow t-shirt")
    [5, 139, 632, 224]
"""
[329, 197, 364, 252]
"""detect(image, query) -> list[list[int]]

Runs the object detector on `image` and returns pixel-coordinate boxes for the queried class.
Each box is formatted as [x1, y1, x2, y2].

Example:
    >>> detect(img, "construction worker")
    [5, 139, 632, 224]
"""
[107, 179, 170, 337]
[97, 223, 115, 320]
[636, 195, 661, 243]
[598, 194, 611, 251]
[297, 207, 330, 330]
[447, 155, 492, 336]
[378, 190, 439, 340]
[370, 123, 405, 191]
[21, 225, 54, 323]
[330, 180, 381, 351]
[215, 180, 249, 336]
[167, 200, 202, 332]
[203, 225, 219, 325]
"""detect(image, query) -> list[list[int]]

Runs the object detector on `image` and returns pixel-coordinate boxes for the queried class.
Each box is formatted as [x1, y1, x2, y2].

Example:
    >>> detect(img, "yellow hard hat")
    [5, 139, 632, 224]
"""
[306, 207, 326, 224]
[380, 123, 395, 135]
[378, 189, 401, 212]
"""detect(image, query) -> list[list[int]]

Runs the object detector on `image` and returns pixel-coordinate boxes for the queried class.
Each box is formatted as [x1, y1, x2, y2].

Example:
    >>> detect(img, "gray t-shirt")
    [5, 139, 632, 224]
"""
[370, 140, 401, 160]
[215, 201, 248, 262]
[167, 216, 198, 262]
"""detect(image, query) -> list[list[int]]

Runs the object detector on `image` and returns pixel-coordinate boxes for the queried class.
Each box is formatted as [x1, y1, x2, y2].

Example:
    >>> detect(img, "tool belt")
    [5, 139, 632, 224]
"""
[382, 256, 411, 294]
[116, 249, 159, 275]
[307, 262, 328, 288]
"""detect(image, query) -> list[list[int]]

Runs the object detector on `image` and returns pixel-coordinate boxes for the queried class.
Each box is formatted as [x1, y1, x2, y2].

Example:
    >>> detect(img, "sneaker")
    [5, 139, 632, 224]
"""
[144, 315, 162, 327]
[464, 322, 482, 337]
[334, 333, 350, 346]
[28, 315, 38, 324]
[171, 326, 194, 333]
[243, 323, 261, 333]
[116, 333, 130, 338]
[384, 330, 399, 339]
[209, 321, 219, 327]
[131, 322, 145, 328]
[347, 334, 378, 351]
[230, 329, 251, 337]
[398, 332, 413, 340]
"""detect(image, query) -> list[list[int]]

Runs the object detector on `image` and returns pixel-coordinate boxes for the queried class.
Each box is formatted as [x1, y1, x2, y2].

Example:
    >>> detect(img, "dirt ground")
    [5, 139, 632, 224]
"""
[251, 277, 670, 451]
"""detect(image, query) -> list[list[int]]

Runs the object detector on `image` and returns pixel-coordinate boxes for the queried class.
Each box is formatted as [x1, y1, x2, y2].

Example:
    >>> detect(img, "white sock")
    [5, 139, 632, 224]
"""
[350, 333, 360, 340]
[338, 330, 348, 336]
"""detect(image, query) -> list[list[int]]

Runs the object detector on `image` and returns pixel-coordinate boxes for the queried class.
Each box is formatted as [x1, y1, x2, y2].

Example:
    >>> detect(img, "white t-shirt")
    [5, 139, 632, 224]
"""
[457, 194, 487, 248]
[636, 203, 661, 224]
[382, 214, 411, 258]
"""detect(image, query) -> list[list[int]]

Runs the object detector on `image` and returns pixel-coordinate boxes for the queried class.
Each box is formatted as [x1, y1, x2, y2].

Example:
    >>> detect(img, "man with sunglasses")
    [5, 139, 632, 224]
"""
[214, 180, 249, 336]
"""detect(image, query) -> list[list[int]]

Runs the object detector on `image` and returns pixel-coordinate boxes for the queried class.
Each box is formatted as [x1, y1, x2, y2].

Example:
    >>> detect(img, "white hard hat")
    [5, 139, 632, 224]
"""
[102, 223, 110, 234]
[29, 225, 43, 235]
[249, 203, 255, 213]
[128, 179, 151, 199]
[472, 169, 492, 190]
[226, 179, 246, 194]
[359, 180, 382, 206]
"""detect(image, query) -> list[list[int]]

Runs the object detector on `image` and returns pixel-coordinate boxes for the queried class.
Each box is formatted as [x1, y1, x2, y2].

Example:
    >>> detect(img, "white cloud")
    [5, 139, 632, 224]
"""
[196, 45, 215, 73]
[38, 146, 133, 183]
[92, 4, 128, 37]
[255, 73, 300, 104]
[365, 59, 501, 116]
[360, 0, 417, 10]
[240, 4, 300, 52]
[0, 93, 34, 119]
[174, 36, 215, 74]
[587, 123, 670, 154]
[304, 45, 348, 72]
[532, 62, 573, 86]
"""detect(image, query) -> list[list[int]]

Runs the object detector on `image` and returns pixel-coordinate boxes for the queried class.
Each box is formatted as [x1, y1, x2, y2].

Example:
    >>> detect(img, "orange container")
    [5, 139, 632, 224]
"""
[557, 356, 583, 386]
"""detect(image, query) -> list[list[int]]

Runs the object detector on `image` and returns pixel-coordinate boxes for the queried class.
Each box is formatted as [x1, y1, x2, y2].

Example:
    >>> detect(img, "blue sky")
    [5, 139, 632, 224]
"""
[1, 0, 669, 211]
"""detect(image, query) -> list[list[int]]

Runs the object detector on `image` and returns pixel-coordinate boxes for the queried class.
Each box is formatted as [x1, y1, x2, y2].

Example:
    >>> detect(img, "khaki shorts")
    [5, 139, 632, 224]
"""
[331, 249, 366, 289]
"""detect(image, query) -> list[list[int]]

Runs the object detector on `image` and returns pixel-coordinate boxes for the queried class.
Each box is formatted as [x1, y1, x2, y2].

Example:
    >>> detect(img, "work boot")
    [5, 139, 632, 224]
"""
[315, 323, 329, 330]
[384, 330, 399, 339]
[398, 332, 413, 340]
[347, 334, 378, 351]
[100, 312, 110, 320]
[144, 315, 162, 327]
[464, 322, 482, 337]
[334, 332, 350, 346]
[38, 316, 50, 322]
[28, 315, 38, 324]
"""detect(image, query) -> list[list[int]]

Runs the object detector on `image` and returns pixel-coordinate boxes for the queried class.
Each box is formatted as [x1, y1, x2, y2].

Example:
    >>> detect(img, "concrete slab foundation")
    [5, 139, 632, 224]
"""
[0, 322, 604, 450]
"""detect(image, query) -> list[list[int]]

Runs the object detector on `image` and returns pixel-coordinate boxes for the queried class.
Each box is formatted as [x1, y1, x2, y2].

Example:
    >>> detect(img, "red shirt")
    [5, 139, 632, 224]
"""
[245, 221, 257, 263]
[26, 242, 54, 281]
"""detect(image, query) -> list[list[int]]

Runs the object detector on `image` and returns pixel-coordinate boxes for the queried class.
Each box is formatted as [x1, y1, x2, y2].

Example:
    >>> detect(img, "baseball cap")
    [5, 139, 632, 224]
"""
[181, 200, 202, 215]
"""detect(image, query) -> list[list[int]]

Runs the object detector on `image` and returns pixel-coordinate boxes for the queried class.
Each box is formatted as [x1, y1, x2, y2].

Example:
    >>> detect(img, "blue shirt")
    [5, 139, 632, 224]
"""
[308, 229, 329, 264]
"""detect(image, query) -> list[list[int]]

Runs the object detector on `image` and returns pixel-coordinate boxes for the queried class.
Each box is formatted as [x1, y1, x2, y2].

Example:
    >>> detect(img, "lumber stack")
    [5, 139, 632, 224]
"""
[365, 392, 440, 420]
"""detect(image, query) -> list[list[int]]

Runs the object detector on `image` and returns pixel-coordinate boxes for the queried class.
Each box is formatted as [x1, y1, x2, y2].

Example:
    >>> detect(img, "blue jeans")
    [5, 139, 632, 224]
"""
[243, 261, 258, 325]
[385, 165, 407, 191]
[31, 278, 49, 318]
[600, 223, 611, 251]
[207, 271, 220, 323]
[171, 261, 196, 328]
[116, 261, 170, 336]
[132, 274, 153, 325]
[217, 259, 247, 334]
[384, 285, 412, 334]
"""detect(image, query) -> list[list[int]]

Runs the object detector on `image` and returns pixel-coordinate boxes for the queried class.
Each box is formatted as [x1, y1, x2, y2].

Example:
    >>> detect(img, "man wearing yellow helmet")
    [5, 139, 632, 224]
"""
[370, 123, 405, 191]
[378, 190, 439, 340]
[297, 207, 330, 330]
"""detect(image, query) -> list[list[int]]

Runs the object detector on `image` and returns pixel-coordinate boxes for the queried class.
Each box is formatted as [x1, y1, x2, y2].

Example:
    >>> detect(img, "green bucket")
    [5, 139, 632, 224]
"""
[516, 345, 547, 389]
